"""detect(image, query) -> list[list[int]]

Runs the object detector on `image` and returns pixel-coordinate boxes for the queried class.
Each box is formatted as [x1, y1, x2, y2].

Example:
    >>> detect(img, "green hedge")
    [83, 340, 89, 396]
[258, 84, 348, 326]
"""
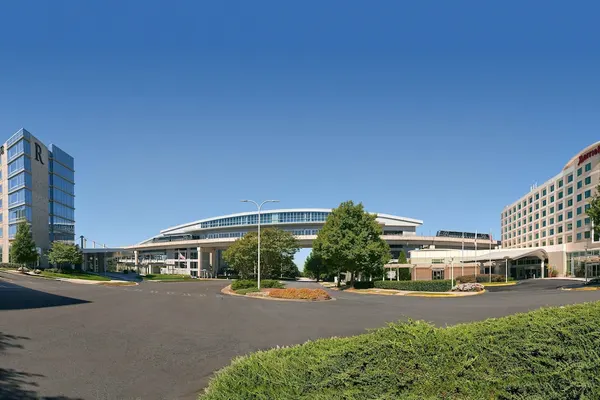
[353, 281, 375, 289]
[456, 274, 512, 283]
[374, 280, 452, 292]
[200, 302, 600, 399]
[230, 279, 284, 291]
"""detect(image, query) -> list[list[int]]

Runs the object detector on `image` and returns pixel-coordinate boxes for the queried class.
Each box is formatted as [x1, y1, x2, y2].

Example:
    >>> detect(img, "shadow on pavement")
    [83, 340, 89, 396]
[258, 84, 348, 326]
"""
[0, 333, 83, 400]
[0, 281, 90, 311]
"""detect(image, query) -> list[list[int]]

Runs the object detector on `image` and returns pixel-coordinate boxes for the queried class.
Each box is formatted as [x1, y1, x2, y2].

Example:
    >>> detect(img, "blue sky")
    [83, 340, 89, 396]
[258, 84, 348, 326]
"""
[0, 1, 599, 266]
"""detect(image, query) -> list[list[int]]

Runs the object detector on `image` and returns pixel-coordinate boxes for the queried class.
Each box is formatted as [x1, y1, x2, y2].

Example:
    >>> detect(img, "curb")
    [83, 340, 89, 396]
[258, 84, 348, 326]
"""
[561, 286, 600, 291]
[345, 288, 486, 298]
[221, 285, 335, 302]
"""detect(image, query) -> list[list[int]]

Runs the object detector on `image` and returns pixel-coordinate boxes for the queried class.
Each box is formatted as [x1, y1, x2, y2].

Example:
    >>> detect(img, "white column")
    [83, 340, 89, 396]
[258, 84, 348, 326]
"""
[186, 247, 191, 272]
[197, 246, 201, 277]
[541, 259, 545, 279]
[209, 249, 215, 278]
[134, 250, 139, 274]
[397, 267, 400, 281]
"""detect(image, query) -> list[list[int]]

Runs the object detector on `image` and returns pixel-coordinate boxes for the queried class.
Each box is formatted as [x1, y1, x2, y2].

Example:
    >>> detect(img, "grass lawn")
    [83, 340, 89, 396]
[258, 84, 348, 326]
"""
[200, 301, 600, 399]
[143, 274, 196, 281]
[40, 271, 111, 281]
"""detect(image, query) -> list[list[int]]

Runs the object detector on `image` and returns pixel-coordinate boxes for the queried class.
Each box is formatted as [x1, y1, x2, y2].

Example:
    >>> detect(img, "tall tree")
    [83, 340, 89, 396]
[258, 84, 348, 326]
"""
[587, 185, 600, 241]
[313, 201, 391, 286]
[10, 222, 39, 266]
[304, 252, 327, 281]
[398, 251, 408, 264]
[223, 228, 300, 279]
[48, 242, 83, 271]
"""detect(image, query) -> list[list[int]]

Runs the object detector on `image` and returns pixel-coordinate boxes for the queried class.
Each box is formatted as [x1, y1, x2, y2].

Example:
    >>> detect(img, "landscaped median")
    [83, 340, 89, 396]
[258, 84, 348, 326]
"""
[3, 267, 136, 285]
[346, 280, 484, 297]
[143, 274, 202, 282]
[199, 301, 600, 399]
[224, 280, 332, 301]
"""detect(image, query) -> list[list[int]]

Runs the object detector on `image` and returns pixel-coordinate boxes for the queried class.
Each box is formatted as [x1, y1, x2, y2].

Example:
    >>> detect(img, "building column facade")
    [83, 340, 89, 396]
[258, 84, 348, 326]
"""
[134, 250, 139, 274]
[541, 259, 545, 279]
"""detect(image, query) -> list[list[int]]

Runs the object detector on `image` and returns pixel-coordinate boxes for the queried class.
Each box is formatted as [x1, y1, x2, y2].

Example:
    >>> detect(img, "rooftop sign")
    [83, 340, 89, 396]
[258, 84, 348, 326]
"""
[579, 144, 600, 166]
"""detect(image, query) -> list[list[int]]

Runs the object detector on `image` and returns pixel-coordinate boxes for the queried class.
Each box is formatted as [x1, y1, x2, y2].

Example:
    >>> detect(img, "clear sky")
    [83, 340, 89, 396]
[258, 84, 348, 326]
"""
[0, 1, 599, 266]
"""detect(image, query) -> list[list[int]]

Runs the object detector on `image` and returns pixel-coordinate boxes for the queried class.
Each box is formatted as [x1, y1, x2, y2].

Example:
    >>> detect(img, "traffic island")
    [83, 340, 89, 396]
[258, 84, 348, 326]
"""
[222, 285, 334, 302]
[344, 288, 484, 297]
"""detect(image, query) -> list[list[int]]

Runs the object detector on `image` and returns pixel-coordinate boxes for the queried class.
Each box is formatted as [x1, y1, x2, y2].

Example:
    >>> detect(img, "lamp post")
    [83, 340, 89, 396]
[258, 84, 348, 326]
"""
[241, 199, 280, 290]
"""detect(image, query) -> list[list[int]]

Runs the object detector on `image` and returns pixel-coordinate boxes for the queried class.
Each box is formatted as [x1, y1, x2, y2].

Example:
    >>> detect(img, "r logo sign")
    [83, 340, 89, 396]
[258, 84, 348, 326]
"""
[35, 142, 44, 165]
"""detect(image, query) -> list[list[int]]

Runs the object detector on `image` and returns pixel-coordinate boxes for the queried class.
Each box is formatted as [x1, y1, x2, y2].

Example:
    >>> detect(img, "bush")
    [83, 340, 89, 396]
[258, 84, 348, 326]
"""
[123, 269, 129, 274]
[452, 283, 484, 292]
[353, 281, 375, 289]
[268, 288, 331, 301]
[235, 288, 261, 295]
[200, 302, 600, 399]
[456, 274, 510, 284]
[374, 280, 452, 292]
[231, 279, 285, 291]
[0, 263, 22, 270]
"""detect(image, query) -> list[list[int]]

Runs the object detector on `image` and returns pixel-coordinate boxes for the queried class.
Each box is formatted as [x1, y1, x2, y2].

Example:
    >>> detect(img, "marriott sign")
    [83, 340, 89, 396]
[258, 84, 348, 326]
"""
[578, 144, 600, 166]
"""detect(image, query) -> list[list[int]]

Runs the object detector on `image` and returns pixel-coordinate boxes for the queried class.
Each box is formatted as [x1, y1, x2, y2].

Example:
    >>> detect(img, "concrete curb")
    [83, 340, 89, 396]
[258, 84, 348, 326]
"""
[221, 285, 335, 302]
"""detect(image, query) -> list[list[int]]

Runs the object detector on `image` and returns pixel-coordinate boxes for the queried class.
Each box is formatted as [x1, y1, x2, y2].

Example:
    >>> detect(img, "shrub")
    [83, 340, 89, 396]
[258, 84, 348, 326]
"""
[123, 270, 129, 274]
[231, 279, 285, 291]
[200, 302, 600, 400]
[452, 283, 484, 292]
[0, 263, 22, 270]
[374, 280, 452, 292]
[268, 288, 331, 301]
[235, 288, 261, 295]
[353, 281, 375, 289]
[456, 274, 509, 284]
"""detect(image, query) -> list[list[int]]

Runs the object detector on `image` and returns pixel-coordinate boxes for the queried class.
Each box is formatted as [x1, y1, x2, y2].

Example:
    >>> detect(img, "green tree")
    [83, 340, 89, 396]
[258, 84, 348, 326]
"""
[10, 222, 39, 266]
[313, 201, 391, 287]
[304, 252, 328, 282]
[48, 242, 83, 271]
[587, 185, 600, 241]
[223, 228, 300, 279]
[398, 251, 407, 264]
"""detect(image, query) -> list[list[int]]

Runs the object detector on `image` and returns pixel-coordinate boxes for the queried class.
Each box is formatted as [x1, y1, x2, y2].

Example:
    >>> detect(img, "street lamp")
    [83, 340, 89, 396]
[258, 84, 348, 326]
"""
[241, 199, 280, 290]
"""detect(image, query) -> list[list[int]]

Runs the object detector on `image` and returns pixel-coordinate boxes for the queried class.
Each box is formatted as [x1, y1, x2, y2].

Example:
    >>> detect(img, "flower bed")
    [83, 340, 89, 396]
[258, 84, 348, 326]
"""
[268, 288, 331, 301]
[452, 283, 484, 292]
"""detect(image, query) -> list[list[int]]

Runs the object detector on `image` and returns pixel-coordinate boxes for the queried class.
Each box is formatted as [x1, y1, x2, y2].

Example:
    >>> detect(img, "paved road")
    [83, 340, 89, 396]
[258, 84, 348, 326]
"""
[1, 272, 599, 400]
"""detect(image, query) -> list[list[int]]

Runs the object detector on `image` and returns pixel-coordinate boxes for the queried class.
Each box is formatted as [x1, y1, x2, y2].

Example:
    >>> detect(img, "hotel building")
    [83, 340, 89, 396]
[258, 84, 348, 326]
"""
[1, 128, 75, 264]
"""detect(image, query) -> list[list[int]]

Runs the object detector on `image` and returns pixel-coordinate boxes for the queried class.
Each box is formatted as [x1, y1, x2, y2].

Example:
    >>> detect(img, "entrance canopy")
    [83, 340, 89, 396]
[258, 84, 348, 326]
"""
[461, 248, 548, 263]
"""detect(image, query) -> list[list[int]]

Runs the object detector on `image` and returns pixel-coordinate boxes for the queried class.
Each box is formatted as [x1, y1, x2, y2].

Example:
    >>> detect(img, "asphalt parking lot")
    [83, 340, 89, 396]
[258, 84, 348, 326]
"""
[1, 272, 599, 400]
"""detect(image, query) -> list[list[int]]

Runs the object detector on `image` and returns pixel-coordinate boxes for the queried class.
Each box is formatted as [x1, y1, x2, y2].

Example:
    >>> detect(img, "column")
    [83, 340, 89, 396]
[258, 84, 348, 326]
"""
[210, 248, 216, 278]
[541, 259, 545, 279]
[197, 246, 202, 277]
[134, 250, 139, 274]
[186, 247, 191, 272]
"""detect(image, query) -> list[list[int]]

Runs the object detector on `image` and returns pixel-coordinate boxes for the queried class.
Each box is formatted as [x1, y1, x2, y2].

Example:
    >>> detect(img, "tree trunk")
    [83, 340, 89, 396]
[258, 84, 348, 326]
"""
[336, 271, 341, 287]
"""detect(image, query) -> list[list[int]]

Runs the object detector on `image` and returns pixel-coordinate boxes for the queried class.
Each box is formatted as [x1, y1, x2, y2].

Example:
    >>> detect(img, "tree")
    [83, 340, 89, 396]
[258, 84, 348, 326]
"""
[304, 251, 328, 282]
[48, 242, 83, 271]
[398, 251, 408, 264]
[10, 222, 39, 266]
[586, 185, 600, 241]
[223, 228, 300, 279]
[312, 201, 391, 287]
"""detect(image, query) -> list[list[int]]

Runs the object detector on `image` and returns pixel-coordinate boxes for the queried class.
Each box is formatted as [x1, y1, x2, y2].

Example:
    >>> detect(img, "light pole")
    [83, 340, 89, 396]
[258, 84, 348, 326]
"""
[241, 199, 279, 290]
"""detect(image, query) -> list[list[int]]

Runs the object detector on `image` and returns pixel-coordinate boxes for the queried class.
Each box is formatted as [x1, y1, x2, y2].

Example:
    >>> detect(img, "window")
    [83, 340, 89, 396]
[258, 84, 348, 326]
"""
[550, 228, 555, 235]
[585, 176, 592, 185]
[535, 213, 539, 220]
[542, 210, 547, 217]
[8, 189, 31, 206]
[535, 193, 539, 200]
[529, 216, 532, 223]
[567, 199, 573, 207]
[542, 220, 547, 227]
[8, 172, 31, 192]
[585, 162, 592, 172]
[529, 197, 533, 204]
[558, 214, 563, 222]
[550, 217, 555, 224]
[558, 226, 563, 233]
[558, 203, 563, 211]
[577, 233, 582, 241]
[567, 235, 573, 243]
[558, 191, 563, 199]
[585, 217, 591, 225]
[8, 206, 31, 223]
[549, 239, 554, 245]
[585, 231, 591, 239]
[567, 186, 573, 195]
[529, 206, 533, 213]
[550, 184, 555, 192]
[550, 195, 555, 203]
[432, 270, 444, 280]
[577, 194, 582, 202]
[577, 206, 582, 215]
[535, 203, 539, 210]
[7, 156, 31, 176]
[585, 204, 591, 211]
[578, 167, 583, 176]
[7, 139, 31, 162]
[550, 207, 554, 214]
[577, 219, 582, 228]
[558, 180, 564, 188]
[542, 199, 547, 207]
[567, 222, 573, 231]
[542, 231, 546, 237]
[585, 190, 591, 198]
[568, 174, 573, 183]
[567, 211, 573, 219]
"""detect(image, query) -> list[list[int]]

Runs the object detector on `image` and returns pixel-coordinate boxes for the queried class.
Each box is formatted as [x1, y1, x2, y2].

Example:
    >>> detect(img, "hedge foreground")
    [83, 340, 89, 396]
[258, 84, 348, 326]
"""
[200, 302, 600, 400]
[374, 279, 453, 292]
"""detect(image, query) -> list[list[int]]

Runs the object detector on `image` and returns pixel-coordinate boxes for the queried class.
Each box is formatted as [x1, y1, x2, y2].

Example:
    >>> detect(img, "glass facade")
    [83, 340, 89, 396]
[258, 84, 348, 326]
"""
[197, 211, 329, 229]
[48, 144, 75, 243]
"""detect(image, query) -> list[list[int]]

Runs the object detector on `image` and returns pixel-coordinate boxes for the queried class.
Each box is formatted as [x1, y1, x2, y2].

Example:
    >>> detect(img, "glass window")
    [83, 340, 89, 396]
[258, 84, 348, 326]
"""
[558, 226, 563, 233]
[535, 193, 539, 200]
[577, 206, 582, 215]
[558, 203, 563, 211]
[585, 217, 591, 225]
[550, 217, 554, 224]
[567, 235, 572, 243]
[50, 175, 75, 195]
[49, 145, 74, 170]
[585, 176, 592, 185]
[550, 228, 554, 235]
[568, 174, 573, 183]
[558, 180, 563, 188]
[567, 186, 573, 195]
[585, 231, 591, 239]
[577, 219, 582, 228]
[8, 189, 31, 206]
[585, 163, 592, 172]
[550, 207, 554, 214]
[7, 139, 31, 162]
[577, 194, 582, 202]
[558, 214, 563, 222]
[585, 190, 591, 198]
[550, 195, 554, 203]
[542, 199, 547, 207]
[542, 189, 547, 196]
[567, 222, 573, 230]
[578, 167, 583, 176]
[50, 162, 74, 182]
[567, 199, 573, 207]
[542, 210, 546, 217]
[558, 191, 563, 199]
[8, 205, 31, 223]
[577, 233, 582, 241]
[8, 156, 31, 176]
[8, 172, 31, 192]
[577, 180, 583, 189]
[542, 220, 546, 227]
[567, 211, 573, 219]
